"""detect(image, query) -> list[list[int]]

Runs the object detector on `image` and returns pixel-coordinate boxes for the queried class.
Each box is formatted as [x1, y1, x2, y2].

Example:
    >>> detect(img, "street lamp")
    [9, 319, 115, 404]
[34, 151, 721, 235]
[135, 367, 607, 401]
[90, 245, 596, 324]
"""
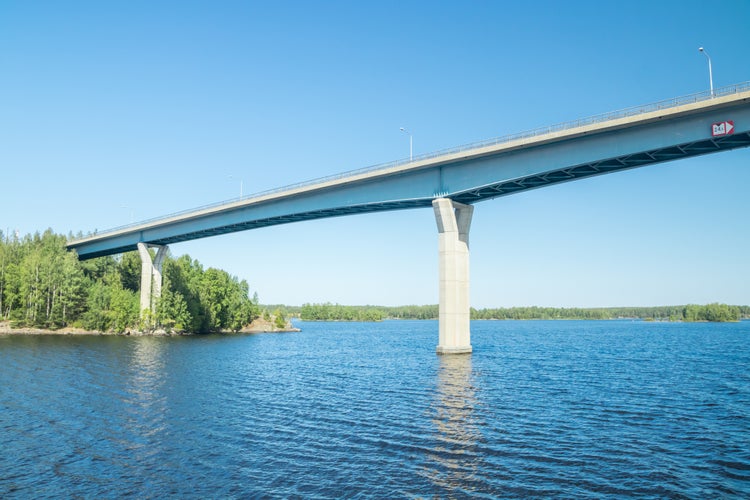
[121, 204, 134, 224]
[400, 127, 413, 162]
[228, 175, 243, 200]
[698, 47, 714, 97]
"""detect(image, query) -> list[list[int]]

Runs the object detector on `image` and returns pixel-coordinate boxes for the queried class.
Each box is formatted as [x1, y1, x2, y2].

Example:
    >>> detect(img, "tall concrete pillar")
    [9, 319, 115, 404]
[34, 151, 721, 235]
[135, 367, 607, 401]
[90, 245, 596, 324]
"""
[136, 243, 168, 313]
[152, 245, 168, 301]
[433, 198, 473, 354]
[137, 242, 153, 313]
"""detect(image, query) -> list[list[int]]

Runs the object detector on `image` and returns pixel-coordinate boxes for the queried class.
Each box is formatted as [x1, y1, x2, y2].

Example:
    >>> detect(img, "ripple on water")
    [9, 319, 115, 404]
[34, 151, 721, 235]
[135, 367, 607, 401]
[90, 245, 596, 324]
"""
[1, 321, 749, 498]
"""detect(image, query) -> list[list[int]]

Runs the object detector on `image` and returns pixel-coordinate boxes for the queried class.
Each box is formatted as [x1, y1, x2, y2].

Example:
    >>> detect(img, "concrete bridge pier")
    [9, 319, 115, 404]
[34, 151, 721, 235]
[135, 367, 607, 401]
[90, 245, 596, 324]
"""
[136, 242, 168, 313]
[433, 198, 473, 355]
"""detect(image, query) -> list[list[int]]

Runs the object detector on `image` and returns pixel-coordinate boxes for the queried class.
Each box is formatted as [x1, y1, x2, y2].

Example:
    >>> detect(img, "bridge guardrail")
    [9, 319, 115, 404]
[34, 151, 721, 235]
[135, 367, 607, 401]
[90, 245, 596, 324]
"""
[87, 81, 750, 238]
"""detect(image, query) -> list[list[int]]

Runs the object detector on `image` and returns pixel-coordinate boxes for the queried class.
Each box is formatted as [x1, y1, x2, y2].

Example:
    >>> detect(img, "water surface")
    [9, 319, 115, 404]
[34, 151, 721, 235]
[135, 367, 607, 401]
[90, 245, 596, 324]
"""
[1, 320, 749, 497]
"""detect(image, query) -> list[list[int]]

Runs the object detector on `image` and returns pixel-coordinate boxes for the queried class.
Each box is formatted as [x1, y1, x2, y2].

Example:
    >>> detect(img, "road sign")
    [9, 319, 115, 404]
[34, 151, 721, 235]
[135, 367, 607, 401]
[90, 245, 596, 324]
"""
[711, 121, 735, 137]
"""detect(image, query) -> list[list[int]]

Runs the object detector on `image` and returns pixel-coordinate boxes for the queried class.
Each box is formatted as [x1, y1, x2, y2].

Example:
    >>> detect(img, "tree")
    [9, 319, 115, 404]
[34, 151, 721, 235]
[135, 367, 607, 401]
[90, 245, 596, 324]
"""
[157, 288, 192, 332]
[117, 251, 142, 292]
[273, 309, 286, 329]
[0, 230, 263, 333]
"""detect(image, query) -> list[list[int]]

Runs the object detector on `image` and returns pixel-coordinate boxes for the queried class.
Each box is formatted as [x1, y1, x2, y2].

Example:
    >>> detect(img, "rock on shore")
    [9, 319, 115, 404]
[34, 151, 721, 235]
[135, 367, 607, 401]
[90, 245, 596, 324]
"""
[0, 321, 106, 336]
[241, 317, 300, 333]
[0, 318, 300, 336]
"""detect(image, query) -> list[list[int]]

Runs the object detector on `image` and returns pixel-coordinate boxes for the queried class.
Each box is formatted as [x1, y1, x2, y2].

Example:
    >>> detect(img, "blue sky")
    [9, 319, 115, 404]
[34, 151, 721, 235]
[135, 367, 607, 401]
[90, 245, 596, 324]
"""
[2, 1, 749, 308]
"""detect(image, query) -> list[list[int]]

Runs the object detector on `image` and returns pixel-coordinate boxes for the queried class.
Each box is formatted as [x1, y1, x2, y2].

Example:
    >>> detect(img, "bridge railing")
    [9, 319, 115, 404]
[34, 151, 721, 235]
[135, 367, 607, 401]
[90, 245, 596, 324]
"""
[89, 81, 750, 238]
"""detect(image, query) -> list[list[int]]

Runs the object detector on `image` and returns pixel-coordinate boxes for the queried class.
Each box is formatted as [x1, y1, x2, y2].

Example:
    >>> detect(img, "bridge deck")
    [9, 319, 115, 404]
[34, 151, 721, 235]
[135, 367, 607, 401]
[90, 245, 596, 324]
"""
[68, 82, 750, 259]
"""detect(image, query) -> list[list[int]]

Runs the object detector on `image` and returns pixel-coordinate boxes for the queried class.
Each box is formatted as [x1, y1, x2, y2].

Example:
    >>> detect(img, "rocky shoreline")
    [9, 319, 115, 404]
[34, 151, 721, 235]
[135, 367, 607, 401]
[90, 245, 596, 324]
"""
[0, 318, 300, 337]
[0, 321, 104, 336]
[240, 317, 301, 334]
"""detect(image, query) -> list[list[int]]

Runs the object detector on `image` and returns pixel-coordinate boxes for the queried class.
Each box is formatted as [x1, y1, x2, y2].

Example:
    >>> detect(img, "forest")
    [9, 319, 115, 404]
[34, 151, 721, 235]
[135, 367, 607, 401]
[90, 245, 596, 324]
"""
[299, 303, 385, 322]
[296, 303, 747, 322]
[1, 230, 745, 332]
[0, 230, 259, 333]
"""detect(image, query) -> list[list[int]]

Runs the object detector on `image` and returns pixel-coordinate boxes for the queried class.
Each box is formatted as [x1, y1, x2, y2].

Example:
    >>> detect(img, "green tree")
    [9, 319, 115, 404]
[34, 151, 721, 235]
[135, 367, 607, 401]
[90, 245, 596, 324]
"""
[117, 251, 142, 292]
[0, 230, 263, 333]
[273, 309, 286, 329]
[157, 288, 192, 332]
[110, 284, 138, 332]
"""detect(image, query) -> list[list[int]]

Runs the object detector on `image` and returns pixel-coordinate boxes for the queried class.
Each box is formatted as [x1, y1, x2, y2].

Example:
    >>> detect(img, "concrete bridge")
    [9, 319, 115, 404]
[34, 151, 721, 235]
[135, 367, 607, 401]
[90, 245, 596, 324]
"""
[68, 82, 750, 353]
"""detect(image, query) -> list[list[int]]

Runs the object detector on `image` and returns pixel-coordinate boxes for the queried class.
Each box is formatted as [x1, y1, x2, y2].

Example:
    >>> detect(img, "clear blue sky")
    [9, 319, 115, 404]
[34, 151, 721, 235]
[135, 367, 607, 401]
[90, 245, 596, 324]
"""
[2, 1, 749, 308]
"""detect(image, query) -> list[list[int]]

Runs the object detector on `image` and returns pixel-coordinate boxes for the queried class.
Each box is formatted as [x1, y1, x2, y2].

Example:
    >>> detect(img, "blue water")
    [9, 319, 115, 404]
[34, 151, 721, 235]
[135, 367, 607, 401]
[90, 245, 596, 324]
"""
[1, 320, 749, 498]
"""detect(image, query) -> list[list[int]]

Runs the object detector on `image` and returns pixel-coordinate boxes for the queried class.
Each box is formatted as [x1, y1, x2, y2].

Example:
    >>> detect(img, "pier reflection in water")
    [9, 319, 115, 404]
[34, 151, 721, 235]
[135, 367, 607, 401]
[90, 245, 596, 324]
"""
[120, 338, 169, 465]
[425, 353, 484, 494]
[128, 338, 167, 402]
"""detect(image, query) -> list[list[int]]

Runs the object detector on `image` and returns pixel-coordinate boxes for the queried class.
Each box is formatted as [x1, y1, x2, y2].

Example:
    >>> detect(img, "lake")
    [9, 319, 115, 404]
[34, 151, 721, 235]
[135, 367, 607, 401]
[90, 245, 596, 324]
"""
[1, 320, 749, 498]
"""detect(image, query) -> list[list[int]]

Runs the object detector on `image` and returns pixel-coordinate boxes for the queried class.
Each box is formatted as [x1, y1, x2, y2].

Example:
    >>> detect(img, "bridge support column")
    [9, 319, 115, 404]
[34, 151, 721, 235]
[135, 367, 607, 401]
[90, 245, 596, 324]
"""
[433, 198, 473, 355]
[136, 243, 168, 313]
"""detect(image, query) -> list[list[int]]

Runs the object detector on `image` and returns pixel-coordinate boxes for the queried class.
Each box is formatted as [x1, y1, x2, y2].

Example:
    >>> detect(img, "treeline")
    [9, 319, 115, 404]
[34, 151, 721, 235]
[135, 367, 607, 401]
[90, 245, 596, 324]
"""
[682, 303, 742, 322]
[471, 305, 744, 322]
[384, 305, 439, 320]
[298, 303, 440, 321]
[300, 303, 384, 321]
[472, 306, 611, 320]
[294, 302, 747, 322]
[0, 230, 259, 333]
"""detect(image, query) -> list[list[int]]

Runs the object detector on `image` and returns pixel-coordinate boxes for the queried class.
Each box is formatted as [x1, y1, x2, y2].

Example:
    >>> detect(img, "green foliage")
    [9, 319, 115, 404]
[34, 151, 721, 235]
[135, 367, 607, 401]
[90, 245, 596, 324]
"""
[383, 305, 438, 320]
[117, 251, 142, 292]
[0, 230, 260, 333]
[470, 305, 741, 322]
[300, 303, 384, 322]
[273, 309, 287, 329]
[683, 303, 740, 322]
[81, 270, 138, 333]
[157, 256, 259, 333]
[295, 302, 746, 322]
[0, 230, 88, 328]
[156, 288, 191, 332]
[472, 306, 611, 320]
[110, 284, 139, 332]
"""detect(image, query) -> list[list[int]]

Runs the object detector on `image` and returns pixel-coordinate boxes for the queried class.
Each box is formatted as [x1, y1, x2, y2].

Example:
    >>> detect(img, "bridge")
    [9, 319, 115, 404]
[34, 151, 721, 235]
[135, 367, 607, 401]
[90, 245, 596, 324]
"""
[68, 81, 750, 354]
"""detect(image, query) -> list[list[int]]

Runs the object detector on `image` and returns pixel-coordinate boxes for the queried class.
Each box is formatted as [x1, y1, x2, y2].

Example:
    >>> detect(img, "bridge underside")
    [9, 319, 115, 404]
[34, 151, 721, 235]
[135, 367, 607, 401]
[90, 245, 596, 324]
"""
[450, 131, 750, 203]
[147, 199, 430, 247]
[134, 131, 750, 250]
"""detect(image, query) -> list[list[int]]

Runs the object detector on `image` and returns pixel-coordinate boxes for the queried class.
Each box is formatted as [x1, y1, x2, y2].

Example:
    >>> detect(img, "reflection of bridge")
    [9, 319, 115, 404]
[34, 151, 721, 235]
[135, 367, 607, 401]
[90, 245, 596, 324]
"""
[68, 82, 750, 354]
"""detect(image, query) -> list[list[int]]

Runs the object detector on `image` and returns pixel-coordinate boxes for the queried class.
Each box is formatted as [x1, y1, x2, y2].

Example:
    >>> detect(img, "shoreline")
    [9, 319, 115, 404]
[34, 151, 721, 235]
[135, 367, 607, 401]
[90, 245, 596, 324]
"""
[0, 322, 109, 336]
[0, 320, 300, 337]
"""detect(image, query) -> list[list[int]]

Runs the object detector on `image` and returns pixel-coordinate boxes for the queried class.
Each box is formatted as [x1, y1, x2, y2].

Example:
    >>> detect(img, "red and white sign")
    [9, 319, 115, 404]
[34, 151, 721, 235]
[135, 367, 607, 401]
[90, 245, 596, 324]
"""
[711, 120, 734, 137]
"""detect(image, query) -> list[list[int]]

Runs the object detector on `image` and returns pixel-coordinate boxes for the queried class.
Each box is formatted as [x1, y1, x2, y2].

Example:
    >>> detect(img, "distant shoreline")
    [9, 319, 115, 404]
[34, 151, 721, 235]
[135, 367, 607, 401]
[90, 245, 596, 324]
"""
[292, 302, 747, 323]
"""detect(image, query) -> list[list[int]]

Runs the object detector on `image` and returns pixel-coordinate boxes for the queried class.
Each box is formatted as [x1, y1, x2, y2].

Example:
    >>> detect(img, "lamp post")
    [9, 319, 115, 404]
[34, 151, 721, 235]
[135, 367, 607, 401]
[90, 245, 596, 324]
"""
[698, 47, 714, 97]
[400, 127, 413, 162]
[121, 205, 134, 224]
[228, 175, 243, 199]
